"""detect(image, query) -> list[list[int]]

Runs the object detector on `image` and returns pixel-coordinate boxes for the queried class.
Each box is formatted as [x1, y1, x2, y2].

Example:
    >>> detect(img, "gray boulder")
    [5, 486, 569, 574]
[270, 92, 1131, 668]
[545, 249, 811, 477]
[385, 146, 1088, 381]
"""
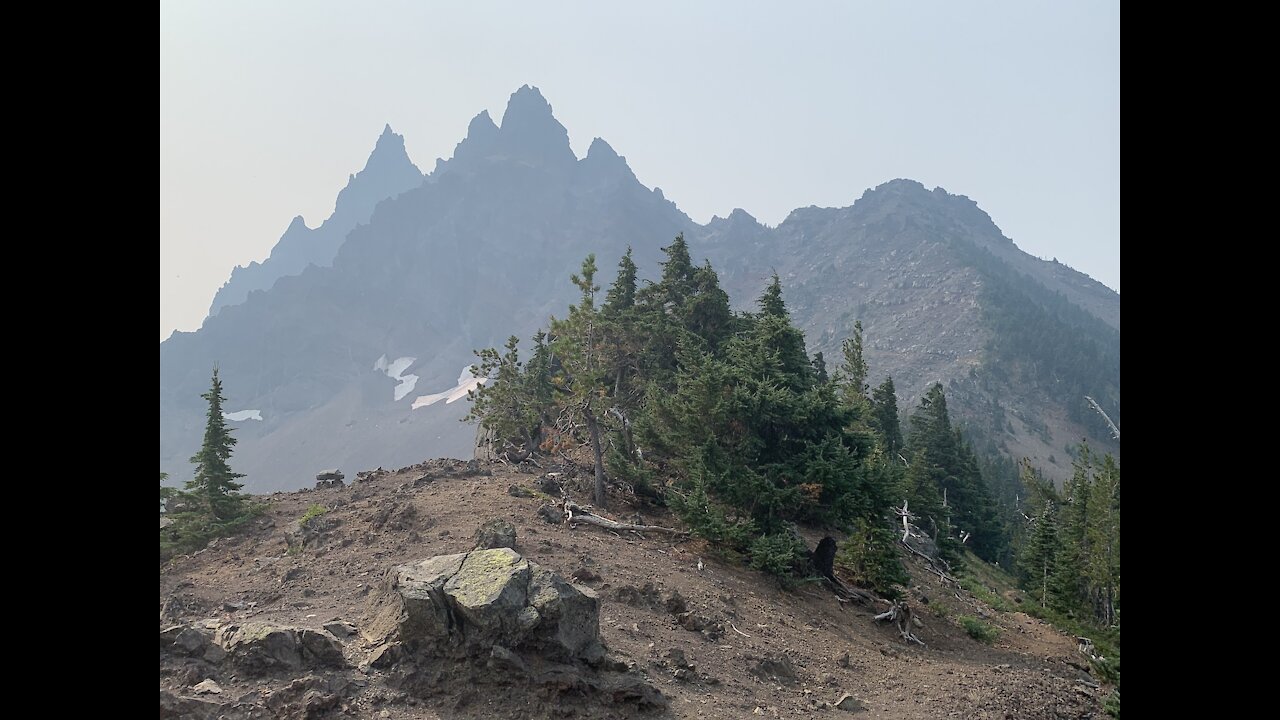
[473, 519, 517, 550]
[213, 623, 345, 675]
[364, 548, 601, 664]
[315, 469, 345, 488]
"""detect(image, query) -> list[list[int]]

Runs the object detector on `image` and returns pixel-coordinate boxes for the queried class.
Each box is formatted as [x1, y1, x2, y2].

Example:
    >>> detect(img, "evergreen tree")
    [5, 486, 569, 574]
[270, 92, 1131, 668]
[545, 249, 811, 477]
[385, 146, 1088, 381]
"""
[634, 234, 710, 384]
[759, 273, 788, 318]
[811, 352, 829, 384]
[185, 368, 246, 522]
[464, 335, 551, 457]
[837, 321, 869, 403]
[900, 383, 1002, 561]
[1085, 453, 1120, 626]
[904, 384, 958, 545]
[642, 232, 696, 312]
[870, 376, 904, 455]
[1051, 446, 1093, 612]
[602, 246, 637, 315]
[600, 249, 648, 487]
[1019, 502, 1059, 607]
[551, 254, 611, 506]
[752, 275, 811, 388]
[952, 430, 1004, 562]
[685, 260, 734, 350]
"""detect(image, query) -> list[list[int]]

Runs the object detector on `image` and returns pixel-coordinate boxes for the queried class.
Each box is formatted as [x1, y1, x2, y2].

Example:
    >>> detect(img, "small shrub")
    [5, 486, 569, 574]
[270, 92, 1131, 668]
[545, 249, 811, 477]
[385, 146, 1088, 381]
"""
[299, 504, 330, 528]
[748, 530, 809, 586]
[160, 502, 268, 564]
[669, 476, 755, 552]
[835, 518, 909, 598]
[958, 615, 999, 644]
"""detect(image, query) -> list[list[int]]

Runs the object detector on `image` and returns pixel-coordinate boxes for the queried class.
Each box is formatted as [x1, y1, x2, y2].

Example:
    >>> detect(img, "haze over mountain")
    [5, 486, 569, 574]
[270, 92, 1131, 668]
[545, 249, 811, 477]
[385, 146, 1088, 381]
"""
[160, 86, 1119, 493]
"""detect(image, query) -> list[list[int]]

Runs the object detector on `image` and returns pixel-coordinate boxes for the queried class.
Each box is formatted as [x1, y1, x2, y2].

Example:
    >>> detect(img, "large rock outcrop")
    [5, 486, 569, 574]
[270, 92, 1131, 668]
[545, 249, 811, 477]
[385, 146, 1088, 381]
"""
[362, 548, 664, 711]
[364, 548, 602, 664]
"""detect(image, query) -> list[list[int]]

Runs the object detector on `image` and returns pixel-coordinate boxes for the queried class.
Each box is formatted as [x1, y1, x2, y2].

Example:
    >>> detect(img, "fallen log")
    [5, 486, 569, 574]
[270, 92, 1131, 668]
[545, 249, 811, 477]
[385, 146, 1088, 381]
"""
[825, 576, 875, 606]
[558, 499, 685, 536]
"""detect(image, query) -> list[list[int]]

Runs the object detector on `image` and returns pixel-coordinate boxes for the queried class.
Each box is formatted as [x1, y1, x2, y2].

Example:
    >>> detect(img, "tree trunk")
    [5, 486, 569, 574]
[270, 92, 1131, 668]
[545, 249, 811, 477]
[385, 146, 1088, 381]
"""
[585, 410, 606, 507]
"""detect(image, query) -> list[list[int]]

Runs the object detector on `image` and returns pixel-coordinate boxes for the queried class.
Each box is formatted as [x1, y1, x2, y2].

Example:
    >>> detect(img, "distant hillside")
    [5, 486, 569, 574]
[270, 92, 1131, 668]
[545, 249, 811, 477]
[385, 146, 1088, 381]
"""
[698, 179, 1120, 489]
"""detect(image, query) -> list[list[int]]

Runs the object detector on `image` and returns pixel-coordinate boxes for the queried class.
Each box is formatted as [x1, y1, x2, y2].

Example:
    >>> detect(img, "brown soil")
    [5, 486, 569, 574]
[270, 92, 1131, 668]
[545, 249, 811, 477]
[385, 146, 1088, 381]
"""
[160, 458, 1106, 719]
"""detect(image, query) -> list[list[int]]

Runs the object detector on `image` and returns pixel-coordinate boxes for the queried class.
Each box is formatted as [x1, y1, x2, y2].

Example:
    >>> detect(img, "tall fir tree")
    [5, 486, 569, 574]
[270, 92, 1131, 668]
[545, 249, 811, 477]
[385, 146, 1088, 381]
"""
[602, 246, 637, 315]
[1084, 453, 1120, 626]
[1050, 445, 1093, 611]
[753, 275, 811, 389]
[551, 254, 611, 506]
[870, 376, 904, 455]
[1019, 502, 1059, 607]
[811, 352, 829, 384]
[186, 368, 246, 522]
[837, 321, 870, 404]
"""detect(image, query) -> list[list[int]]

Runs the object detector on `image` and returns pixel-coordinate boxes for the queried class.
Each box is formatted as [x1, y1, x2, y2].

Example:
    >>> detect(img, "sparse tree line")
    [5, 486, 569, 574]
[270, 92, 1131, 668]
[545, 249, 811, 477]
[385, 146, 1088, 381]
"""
[1017, 443, 1120, 627]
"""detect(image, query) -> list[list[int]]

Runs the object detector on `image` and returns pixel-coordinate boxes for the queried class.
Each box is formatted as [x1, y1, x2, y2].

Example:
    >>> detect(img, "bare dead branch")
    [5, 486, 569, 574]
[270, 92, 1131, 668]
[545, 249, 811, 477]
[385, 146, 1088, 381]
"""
[1084, 396, 1120, 441]
[873, 600, 927, 647]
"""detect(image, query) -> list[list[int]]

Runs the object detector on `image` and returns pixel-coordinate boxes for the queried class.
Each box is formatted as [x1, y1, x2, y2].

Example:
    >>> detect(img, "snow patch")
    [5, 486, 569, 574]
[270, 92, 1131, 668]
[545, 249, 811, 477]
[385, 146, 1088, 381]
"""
[411, 365, 488, 409]
[374, 354, 419, 401]
[223, 409, 262, 422]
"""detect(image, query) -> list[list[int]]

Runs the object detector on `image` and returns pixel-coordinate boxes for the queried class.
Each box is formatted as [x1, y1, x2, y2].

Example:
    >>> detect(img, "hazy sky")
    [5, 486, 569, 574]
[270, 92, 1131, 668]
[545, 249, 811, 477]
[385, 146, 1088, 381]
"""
[160, 0, 1119, 341]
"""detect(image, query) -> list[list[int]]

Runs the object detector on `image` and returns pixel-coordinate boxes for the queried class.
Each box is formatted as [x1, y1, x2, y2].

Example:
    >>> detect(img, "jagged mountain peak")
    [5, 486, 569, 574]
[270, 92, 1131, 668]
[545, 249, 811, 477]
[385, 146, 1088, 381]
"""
[710, 208, 760, 226]
[468, 110, 499, 136]
[440, 111, 502, 171]
[577, 137, 640, 187]
[497, 85, 575, 167]
[501, 84, 554, 127]
[585, 137, 618, 159]
[351, 123, 420, 182]
[435, 88, 578, 174]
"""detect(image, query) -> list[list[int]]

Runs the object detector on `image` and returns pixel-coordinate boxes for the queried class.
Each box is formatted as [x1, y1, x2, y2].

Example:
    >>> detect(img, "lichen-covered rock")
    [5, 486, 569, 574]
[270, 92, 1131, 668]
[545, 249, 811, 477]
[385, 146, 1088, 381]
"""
[364, 548, 602, 664]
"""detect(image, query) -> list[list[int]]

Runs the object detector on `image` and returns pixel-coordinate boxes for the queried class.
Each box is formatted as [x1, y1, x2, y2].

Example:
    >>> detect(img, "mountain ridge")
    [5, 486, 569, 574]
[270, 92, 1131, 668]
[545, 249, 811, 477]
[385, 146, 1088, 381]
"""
[206, 124, 425, 317]
[161, 87, 1118, 493]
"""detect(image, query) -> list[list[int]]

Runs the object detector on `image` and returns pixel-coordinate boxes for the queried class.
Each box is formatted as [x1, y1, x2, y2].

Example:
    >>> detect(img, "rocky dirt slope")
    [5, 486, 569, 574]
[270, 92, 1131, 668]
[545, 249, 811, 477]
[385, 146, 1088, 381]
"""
[160, 459, 1106, 719]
